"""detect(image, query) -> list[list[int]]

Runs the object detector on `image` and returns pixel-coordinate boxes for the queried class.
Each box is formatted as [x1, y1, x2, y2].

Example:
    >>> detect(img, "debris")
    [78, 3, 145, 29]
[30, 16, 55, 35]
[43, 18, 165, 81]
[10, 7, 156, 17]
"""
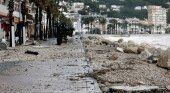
[109, 85, 163, 92]
[110, 53, 118, 61]
[118, 38, 123, 43]
[123, 47, 138, 54]
[0, 42, 7, 50]
[157, 47, 170, 69]
[24, 68, 28, 72]
[101, 39, 112, 45]
[116, 47, 124, 52]
[25, 50, 39, 55]
[139, 49, 152, 60]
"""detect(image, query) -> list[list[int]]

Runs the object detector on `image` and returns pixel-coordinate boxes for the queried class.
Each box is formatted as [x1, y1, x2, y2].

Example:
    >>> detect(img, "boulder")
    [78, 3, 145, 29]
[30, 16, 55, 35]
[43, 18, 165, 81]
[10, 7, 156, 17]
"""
[139, 49, 152, 60]
[88, 36, 97, 40]
[153, 48, 164, 58]
[123, 47, 138, 54]
[137, 46, 145, 54]
[128, 40, 138, 47]
[148, 55, 159, 63]
[101, 39, 113, 45]
[116, 47, 124, 53]
[118, 42, 128, 48]
[118, 38, 123, 43]
[113, 41, 120, 47]
[140, 43, 152, 49]
[157, 48, 170, 69]
[147, 47, 157, 55]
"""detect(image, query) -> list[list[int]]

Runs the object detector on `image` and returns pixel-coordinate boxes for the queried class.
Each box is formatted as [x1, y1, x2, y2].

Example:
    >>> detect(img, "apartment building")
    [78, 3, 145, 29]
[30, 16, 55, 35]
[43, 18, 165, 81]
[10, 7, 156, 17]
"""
[148, 5, 167, 34]
[126, 18, 140, 34]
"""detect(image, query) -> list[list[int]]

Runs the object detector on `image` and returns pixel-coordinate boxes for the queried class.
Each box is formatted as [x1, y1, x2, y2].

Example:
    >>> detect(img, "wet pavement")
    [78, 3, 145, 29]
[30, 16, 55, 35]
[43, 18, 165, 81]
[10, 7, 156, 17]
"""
[0, 37, 101, 93]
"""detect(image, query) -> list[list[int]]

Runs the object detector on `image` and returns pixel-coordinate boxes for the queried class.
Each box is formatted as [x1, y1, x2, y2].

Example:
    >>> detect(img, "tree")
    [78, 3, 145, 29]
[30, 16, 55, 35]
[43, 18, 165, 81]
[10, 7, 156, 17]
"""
[109, 19, 118, 34]
[99, 17, 107, 34]
[82, 17, 91, 33]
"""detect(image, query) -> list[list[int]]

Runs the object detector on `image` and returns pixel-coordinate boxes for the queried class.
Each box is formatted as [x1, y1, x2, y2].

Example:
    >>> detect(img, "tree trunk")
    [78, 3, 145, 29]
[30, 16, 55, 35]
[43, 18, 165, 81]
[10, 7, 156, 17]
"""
[39, 7, 43, 40]
[49, 13, 52, 37]
[45, 13, 49, 40]
[52, 16, 55, 38]
[34, 3, 38, 40]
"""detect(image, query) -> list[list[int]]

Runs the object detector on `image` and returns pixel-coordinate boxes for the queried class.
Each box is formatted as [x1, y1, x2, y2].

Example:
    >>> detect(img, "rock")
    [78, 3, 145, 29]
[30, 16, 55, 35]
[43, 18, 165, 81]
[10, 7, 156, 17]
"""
[153, 48, 164, 58]
[157, 48, 170, 69]
[112, 41, 120, 47]
[148, 55, 159, 63]
[140, 43, 153, 50]
[109, 85, 161, 93]
[88, 36, 96, 40]
[101, 39, 112, 45]
[116, 47, 124, 52]
[147, 47, 157, 55]
[137, 46, 145, 54]
[123, 47, 138, 54]
[139, 49, 152, 60]
[128, 40, 138, 47]
[110, 53, 118, 61]
[88, 36, 101, 40]
[118, 42, 128, 48]
[83, 40, 92, 45]
[118, 38, 123, 43]
[32, 41, 38, 45]
[101, 86, 109, 92]
[166, 85, 170, 91]
[0, 42, 7, 50]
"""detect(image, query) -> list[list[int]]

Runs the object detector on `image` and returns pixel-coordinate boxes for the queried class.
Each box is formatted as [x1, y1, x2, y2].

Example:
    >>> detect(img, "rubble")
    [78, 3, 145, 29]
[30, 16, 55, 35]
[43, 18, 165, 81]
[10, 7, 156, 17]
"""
[25, 50, 39, 55]
[157, 47, 170, 69]
[83, 35, 170, 93]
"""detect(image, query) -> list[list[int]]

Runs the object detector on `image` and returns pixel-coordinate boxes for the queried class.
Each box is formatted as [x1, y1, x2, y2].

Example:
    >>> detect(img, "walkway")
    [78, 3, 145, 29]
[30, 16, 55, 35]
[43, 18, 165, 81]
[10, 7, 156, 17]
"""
[0, 37, 101, 93]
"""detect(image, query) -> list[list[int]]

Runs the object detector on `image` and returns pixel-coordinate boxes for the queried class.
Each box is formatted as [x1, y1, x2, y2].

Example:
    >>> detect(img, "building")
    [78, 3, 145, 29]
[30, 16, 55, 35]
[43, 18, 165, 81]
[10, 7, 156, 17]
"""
[126, 18, 140, 34]
[134, 6, 147, 10]
[110, 5, 123, 12]
[64, 13, 82, 34]
[148, 5, 167, 34]
[0, 0, 20, 39]
[99, 4, 106, 9]
[71, 2, 84, 13]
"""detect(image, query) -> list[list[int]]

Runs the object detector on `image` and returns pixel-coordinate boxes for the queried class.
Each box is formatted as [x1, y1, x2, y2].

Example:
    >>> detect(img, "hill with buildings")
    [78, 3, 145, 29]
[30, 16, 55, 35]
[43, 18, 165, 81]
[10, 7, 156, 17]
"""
[68, 0, 170, 23]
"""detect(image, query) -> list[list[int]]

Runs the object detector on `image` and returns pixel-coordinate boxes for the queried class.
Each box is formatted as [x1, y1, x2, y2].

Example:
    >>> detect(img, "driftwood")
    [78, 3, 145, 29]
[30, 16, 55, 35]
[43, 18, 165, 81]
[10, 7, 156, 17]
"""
[25, 50, 39, 55]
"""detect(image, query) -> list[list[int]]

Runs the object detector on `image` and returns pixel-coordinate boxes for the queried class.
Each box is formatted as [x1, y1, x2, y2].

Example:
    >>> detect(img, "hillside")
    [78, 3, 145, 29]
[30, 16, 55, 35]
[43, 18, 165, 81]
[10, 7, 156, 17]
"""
[72, 0, 170, 22]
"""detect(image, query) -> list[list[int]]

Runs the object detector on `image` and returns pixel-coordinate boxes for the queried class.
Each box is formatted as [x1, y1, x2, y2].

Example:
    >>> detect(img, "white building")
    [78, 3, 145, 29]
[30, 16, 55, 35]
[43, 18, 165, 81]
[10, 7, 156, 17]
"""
[64, 13, 82, 34]
[99, 4, 106, 9]
[110, 5, 123, 11]
[134, 6, 147, 10]
[126, 18, 140, 34]
[148, 5, 167, 34]
[71, 2, 84, 13]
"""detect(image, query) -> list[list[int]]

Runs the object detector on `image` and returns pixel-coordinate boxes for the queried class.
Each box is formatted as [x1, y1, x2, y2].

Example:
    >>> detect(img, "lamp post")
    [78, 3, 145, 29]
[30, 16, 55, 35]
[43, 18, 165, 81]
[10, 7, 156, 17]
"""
[8, 0, 14, 47]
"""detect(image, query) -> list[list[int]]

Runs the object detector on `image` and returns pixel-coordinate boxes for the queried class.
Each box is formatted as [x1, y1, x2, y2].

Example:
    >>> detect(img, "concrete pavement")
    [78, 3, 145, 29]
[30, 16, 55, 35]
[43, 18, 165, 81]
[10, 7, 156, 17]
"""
[0, 37, 101, 93]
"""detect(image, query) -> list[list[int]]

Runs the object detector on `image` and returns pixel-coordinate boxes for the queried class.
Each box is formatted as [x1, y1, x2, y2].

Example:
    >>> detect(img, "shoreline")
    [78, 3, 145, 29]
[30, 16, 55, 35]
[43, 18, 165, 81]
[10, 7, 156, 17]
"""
[82, 35, 170, 92]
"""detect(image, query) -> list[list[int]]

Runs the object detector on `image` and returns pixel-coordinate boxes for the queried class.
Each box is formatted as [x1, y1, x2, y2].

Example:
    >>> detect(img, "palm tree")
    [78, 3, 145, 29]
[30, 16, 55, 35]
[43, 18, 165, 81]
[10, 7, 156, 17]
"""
[90, 16, 94, 34]
[82, 17, 91, 33]
[109, 19, 117, 34]
[99, 17, 106, 34]
[107, 24, 112, 34]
